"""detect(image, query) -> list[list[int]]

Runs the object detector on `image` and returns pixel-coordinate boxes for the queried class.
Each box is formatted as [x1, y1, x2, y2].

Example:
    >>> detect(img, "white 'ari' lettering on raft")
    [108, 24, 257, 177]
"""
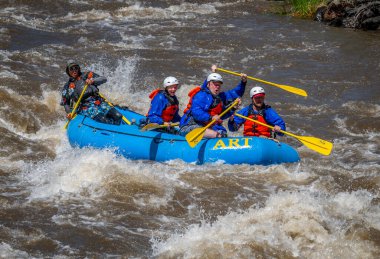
[213, 138, 252, 150]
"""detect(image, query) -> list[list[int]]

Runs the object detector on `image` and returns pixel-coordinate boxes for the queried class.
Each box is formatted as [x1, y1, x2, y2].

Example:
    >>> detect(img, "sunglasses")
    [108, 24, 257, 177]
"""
[211, 81, 222, 86]
[69, 66, 79, 71]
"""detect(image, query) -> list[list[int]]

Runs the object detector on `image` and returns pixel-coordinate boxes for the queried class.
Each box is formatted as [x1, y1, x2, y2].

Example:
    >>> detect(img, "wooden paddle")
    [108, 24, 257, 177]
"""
[98, 93, 131, 125]
[216, 68, 308, 97]
[234, 113, 333, 156]
[185, 99, 239, 148]
[64, 84, 89, 129]
[141, 122, 179, 131]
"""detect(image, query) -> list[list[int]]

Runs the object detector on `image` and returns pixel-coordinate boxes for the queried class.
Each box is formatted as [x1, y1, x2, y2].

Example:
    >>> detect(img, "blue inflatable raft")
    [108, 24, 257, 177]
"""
[67, 107, 300, 165]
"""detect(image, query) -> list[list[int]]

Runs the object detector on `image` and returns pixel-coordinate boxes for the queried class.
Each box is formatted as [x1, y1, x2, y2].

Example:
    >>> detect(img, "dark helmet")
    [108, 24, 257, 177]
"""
[66, 60, 81, 76]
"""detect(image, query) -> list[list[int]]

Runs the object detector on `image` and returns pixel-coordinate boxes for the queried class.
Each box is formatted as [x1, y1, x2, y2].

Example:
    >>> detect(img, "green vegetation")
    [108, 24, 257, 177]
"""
[289, 0, 326, 17]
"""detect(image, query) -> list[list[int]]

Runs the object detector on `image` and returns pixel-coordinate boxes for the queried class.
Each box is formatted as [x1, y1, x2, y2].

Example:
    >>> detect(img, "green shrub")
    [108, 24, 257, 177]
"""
[289, 0, 326, 17]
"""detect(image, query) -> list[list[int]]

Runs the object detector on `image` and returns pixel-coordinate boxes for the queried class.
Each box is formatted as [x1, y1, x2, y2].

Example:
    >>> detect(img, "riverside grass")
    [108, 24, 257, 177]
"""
[289, 0, 326, 17]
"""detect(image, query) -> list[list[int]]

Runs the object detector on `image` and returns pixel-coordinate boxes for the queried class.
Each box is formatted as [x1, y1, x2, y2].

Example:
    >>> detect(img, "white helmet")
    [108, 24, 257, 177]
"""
[163, 76, 179, 87]
[207, 73, 223, 83]
[249, 86, 265, 98]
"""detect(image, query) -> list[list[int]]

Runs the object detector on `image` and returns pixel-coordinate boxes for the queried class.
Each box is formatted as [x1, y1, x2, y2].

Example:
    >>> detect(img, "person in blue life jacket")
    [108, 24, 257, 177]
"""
[228, 86, 285, 138]
[60, 61, 122, 124]
[179, 65, 247, 138]
[145, 76, 181, 131]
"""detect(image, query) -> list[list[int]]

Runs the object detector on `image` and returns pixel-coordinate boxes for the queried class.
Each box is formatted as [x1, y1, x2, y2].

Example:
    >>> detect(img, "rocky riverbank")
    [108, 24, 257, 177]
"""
[257, 0, 379, 30]
[315, 0, 380, 30]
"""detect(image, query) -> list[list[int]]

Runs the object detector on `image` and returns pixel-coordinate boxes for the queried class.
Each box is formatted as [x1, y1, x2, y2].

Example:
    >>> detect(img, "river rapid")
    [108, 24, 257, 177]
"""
[0, 1, 379, 258]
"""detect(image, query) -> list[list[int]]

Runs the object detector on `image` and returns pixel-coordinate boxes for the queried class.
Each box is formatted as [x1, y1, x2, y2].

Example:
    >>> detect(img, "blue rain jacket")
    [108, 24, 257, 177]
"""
[147, 91, 181, 124]
[180, 79, 246, 132]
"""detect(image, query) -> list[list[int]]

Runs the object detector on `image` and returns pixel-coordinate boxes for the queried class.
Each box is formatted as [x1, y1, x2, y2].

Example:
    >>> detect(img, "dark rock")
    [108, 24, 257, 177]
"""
[314, 0, 380, 30]
[315, 6, 327, 22]
[362, 16, 380, 30]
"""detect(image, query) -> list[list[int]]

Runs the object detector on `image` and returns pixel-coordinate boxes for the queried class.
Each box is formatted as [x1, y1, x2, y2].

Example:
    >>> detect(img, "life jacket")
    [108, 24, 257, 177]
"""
[183, 86, 223, 125]
[69, 72, 97, 100]
[69, 71, 93, 89]
[69, 72, 103, 109]
[243, 104, 271, 137]
[147, 89, 179, 122]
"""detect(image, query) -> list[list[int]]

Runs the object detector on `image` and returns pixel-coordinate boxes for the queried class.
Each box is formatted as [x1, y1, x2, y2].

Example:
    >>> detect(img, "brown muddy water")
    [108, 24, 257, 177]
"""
[0, 1, 379, 258]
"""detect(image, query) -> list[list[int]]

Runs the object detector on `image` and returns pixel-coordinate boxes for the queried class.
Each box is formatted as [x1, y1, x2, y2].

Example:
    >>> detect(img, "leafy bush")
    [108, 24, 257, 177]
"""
[289, 0, 326, 17]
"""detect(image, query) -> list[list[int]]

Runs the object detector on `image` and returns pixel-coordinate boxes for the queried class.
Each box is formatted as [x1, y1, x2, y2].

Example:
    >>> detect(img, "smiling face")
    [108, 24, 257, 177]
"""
[166, 84, 178, 96]
[68, 65, 80, 78]
[208, 81, 222, 95]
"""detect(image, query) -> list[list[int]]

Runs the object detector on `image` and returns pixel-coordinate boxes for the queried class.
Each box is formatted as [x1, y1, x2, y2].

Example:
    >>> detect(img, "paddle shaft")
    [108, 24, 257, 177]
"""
[234, 113, 293, 137]
[216, 68, 307, 97]
[234, 113, 333, 155]
[64, 84, 89, 129]
[99, 93, 131, 125]
[189, 99, 239, 142]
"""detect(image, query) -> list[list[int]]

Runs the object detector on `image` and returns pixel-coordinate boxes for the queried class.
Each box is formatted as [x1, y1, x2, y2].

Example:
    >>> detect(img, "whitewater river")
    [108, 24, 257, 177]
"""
[0, 1, 379, 258]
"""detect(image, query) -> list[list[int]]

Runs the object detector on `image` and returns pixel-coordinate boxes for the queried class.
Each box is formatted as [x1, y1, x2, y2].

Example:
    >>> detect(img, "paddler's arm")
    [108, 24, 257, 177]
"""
[228, 107, 248, 132]
[86, 72, 107, 86]
[264, 108, 286, 136]
[190, 92, 213, 123]
[146, 94, 165, 125]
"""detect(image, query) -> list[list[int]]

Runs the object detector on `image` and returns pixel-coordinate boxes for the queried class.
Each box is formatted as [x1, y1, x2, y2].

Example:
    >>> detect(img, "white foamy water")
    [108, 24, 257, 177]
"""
[22, 148, 119, 201]
[152, 190, 379, 258]
[1, 0, 379, 257]
[0, 242, 30, 259]
[115, 3, 218, 21]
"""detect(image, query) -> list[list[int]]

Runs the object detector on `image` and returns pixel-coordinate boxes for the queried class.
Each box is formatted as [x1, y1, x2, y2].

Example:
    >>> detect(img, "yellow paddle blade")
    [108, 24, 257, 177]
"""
[297, 136, 333, 156]
[216, 68, 307, 97]
[185, 99, 239, 148]
[185, 127, 206, 148]
[141, 123, 160, 131]
[234, 113, 333, 156]
[141, 122, 179, 131]
[271, 83, 308, 97]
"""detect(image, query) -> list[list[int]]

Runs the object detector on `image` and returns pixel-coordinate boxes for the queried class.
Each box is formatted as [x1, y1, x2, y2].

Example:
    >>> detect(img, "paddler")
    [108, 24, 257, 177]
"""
[60, 61, 122, 124]
[228, 86, 285, 138]
[145, 76, 181, 131]
[179, 65, 246, 138]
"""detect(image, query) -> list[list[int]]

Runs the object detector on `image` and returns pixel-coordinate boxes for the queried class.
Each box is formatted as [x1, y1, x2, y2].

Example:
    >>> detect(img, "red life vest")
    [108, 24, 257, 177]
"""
[148, 89, 179, 122]
[243, 105, 271, 137]
[183, 86, 223, 124]
[183, 86, 201, 114]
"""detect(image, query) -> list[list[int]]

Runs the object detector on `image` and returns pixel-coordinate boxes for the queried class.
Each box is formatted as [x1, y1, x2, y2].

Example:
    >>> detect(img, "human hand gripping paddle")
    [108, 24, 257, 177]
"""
[141, 122, 179, 131]
[64, 84, 89, 129]
[98, 93, 131, 125]
[216, 68, 308, 97]
[185, 99, 240, 148]
[234, 113, 333, 156]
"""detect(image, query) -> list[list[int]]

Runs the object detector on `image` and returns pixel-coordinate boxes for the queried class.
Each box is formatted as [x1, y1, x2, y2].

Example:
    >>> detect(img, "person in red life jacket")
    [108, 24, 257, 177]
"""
[179, 65, 246, 138]
[228, 86, 285, 138]
[60, 61, 122, 124]
[146, 76, 181, 129]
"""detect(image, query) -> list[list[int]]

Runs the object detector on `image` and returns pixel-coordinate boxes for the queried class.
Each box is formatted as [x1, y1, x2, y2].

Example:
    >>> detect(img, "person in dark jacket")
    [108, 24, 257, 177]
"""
[146, 76, 181, 129]
[228, 86, 285, 138]
[179, 65, 246, 138]
[60, 61, 121, 124]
